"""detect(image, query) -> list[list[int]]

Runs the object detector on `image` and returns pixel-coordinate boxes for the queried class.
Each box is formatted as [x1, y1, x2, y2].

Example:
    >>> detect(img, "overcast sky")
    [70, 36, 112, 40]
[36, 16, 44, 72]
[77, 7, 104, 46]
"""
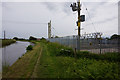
[0, 0, 119, 39]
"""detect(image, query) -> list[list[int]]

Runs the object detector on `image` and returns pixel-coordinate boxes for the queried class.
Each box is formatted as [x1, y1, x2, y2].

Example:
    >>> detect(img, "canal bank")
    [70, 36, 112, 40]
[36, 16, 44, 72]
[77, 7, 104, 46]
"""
[2, 40, 120, 79]
[0, 41, 34, 75]
[2, 42, 41, 78]
[0, 40, 32, 79]
[2, 41, 32, 66]
[1, 39, 16, 48]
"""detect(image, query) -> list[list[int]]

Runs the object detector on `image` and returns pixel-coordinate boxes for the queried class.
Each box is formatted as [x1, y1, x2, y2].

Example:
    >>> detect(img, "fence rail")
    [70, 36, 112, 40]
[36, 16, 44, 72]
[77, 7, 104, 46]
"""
[48, 36, 120, 54]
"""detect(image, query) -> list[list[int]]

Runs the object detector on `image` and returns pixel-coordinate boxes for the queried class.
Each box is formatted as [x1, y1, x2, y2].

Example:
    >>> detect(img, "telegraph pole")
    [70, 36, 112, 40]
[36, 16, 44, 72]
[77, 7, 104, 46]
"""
[77, 0, 81, 50]
[4, 30, 6, 40]
[70, 0, 85, 50]
[48, 20, 51, 39]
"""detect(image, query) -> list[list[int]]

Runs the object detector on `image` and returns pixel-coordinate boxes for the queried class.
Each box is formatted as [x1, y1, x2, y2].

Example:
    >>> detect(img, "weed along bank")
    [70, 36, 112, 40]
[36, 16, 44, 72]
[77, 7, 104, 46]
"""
[2, 40, 120, 79]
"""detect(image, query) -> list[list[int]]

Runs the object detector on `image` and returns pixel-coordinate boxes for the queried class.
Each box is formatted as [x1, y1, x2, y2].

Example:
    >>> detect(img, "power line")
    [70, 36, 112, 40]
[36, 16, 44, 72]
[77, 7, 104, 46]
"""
[82, 3, 98, 33]
[51, 27, 60, 37]
[3, 20, 48, 25]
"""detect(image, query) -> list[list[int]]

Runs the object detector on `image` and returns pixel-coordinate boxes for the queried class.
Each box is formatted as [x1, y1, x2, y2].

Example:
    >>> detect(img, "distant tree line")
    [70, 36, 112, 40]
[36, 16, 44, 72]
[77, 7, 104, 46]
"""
[13, 37, 26, 40]
[29, 36, 37, 40]
[13, 34, 120, 41]
[110, 34, 120, 40]
[13, 36, 46, 41]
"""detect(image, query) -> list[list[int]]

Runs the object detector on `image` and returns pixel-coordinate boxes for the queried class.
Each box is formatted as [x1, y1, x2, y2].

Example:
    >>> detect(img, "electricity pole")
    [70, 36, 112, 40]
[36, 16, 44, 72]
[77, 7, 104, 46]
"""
[4, 30, 6, 40]
[77, 0, 81, 50]
[70, 0, 85, 50]
[48, 20, 51, 39]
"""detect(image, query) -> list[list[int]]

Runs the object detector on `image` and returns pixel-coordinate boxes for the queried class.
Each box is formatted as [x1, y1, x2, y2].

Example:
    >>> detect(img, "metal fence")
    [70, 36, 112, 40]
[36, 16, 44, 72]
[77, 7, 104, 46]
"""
[48, 35, 120, 54]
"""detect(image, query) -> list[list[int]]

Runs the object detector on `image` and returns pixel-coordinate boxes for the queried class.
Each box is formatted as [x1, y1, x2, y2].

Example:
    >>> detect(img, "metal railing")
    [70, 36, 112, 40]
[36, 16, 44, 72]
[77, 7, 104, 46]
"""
[48, 35, 119, 54]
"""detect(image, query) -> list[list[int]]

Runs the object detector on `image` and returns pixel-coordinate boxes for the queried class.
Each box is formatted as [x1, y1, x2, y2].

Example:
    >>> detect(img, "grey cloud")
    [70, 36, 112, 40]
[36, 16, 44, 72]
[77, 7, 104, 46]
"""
[2, 1, 118, 38]
[83, 16, 117, 27]
[119, 1, 120, 5]
[82, 2, 116, 21]
[2, 20, 48, 24]
[42, 2, 57, 11]
[2, 2, 15, 10]
[42, 2, 72, 15]
[61, 2, 72, 14]
[94, 16, 117, 24]
[2, 2, 11, 10]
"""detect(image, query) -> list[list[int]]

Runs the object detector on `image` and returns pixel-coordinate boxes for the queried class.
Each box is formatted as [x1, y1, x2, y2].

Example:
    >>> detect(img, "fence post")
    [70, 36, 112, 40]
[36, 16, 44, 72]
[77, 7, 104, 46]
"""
[100, 39, 102, 54]
[74, 48, 77, 58]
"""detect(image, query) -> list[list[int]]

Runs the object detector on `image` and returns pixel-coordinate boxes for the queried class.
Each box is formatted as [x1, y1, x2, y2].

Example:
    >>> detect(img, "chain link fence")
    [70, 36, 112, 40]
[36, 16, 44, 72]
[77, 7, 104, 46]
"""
[48, 35, 120, 54]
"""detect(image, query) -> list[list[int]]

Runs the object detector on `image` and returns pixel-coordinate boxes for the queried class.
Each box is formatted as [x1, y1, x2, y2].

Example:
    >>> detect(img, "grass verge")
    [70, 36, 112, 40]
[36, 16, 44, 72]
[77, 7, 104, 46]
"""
[76, 51, 120, 62]
[1, 39, 16, 47]
[35, 40, 120, 79]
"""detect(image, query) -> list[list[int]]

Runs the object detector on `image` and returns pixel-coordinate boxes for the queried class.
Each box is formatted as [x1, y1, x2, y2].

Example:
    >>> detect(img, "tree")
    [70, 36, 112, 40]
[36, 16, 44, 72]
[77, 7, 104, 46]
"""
[55, 36, 59, 38]
[105, 37, 110, 40]
[29, 36, 37, 40]
[40, 37, 46, 40]
[13, 37, 18, 40]
[110, 34, 120, 40]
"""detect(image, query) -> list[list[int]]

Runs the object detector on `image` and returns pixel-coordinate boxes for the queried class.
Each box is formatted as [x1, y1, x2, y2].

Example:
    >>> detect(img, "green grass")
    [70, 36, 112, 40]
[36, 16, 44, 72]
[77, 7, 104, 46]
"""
[2, 64, 10, 74]
[35, 40, 120, 79]
[76, 51, 120, 62]
[26, 45, 33, 51]
[2, 40, 120, 79]
[1, 39, 16, 47]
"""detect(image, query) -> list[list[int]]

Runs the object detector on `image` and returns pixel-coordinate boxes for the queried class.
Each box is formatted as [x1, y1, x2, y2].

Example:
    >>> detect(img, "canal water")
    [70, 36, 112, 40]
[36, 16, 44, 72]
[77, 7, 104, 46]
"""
[1, 41, 33, 67]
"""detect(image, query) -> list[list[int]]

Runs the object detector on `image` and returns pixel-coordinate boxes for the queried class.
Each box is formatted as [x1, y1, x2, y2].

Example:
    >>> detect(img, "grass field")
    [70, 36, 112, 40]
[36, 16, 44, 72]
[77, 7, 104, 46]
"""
[1, 39, 16, 47]
[2, 40, 120, 79]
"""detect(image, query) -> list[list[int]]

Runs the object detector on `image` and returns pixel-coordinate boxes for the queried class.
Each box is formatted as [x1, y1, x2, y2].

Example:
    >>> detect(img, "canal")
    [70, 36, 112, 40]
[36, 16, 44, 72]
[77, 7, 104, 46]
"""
[1, 41, 33, 67]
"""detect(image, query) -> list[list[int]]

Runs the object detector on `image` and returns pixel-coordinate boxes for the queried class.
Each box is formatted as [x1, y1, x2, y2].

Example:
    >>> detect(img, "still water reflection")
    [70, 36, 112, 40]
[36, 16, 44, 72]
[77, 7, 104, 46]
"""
[2, 41, 32, 66]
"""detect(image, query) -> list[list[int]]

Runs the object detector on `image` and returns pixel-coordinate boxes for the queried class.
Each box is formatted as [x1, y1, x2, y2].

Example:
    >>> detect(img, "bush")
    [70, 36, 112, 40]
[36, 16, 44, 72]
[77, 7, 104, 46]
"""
[110, 34, 120, 40]
[13, 37, 18, 40]
[79, 51, 90, 54]
[57, 48, 74, 57]
[29, 36, 37, 40]
[26, 45, 33, 51]
[40, 37, 46, 40]
[76, 51, 119, 62]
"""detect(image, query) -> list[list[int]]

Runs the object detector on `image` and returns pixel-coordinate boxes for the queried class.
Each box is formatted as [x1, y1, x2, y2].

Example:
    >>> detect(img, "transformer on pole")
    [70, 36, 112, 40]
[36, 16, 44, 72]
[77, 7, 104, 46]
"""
[70, 0, 85, 50]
